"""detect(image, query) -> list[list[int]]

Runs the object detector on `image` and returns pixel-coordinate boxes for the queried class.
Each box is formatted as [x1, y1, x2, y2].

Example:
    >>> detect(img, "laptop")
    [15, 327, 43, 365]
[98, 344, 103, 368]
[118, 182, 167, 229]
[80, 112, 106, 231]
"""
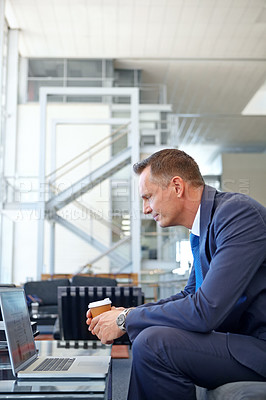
[0, 288, 110, 379]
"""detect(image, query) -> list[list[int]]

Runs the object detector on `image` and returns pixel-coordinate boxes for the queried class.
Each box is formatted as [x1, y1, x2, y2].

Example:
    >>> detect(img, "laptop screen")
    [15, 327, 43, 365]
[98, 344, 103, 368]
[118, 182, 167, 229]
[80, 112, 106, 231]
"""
[0, 289, 36, 374]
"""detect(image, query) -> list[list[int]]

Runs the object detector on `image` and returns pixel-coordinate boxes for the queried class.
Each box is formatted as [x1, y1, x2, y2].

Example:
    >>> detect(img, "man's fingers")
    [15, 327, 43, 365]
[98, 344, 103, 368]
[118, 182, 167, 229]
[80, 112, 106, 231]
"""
[88, 314, 101, 331]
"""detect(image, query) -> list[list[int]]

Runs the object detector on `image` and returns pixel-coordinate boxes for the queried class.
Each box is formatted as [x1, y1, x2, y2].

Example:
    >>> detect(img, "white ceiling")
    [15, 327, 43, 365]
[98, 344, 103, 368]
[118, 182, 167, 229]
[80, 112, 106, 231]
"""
[6, 0, 266, 59]
[5, 0, 266, 167]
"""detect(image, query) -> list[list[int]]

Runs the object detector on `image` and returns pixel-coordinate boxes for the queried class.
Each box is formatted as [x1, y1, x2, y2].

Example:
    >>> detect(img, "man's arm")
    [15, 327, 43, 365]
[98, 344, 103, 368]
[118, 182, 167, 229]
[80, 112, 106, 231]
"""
[126, 199, 266, 342]
[86, 270, 197, 343]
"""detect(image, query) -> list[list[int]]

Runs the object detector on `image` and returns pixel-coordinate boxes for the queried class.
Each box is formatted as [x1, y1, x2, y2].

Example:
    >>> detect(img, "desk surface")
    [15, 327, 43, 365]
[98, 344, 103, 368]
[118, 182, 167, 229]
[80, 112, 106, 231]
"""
[0, 340, 111, 399]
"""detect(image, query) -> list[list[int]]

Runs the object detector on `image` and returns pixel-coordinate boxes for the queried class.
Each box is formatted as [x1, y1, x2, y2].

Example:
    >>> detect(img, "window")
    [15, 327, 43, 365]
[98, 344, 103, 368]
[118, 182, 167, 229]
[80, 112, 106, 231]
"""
[67, 59, 102, 78]
[26, 59, 114, 102]
[28, 59, 64, 78]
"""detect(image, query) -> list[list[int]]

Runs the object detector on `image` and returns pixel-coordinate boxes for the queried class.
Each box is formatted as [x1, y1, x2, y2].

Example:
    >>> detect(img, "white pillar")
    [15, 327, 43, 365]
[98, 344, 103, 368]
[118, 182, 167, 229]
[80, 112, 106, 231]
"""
[1, 28, 19, 283]
[0, 0, 5, 113]
[0, 0, 5, 280]
[4, 29, 19, 176]
[37, 88, 47, 279]
[130, 89, 141, 278]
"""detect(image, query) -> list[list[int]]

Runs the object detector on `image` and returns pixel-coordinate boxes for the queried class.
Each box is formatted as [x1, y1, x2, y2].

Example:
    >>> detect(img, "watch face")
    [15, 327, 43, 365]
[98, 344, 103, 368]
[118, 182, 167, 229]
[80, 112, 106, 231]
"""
[117, 314, 125, 326]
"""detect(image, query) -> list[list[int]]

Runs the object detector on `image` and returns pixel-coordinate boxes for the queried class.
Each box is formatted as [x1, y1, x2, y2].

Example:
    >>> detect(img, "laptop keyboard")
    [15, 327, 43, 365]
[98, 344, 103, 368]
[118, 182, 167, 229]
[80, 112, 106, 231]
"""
[33, 357, 75, 371]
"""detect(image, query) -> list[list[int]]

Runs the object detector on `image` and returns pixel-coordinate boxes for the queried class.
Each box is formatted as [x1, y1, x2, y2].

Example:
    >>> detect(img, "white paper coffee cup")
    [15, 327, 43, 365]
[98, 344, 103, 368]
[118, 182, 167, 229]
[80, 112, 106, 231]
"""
[88, 298, 112, 318]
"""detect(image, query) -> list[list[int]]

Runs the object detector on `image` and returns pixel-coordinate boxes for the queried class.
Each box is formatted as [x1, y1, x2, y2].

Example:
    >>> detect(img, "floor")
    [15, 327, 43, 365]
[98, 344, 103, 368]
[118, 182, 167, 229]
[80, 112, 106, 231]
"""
[112, 358, 132, 400]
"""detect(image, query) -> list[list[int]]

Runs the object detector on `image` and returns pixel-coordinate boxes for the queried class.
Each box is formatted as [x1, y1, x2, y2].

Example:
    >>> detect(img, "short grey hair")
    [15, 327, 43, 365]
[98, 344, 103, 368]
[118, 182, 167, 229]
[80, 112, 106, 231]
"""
[133, 149, 204, 187]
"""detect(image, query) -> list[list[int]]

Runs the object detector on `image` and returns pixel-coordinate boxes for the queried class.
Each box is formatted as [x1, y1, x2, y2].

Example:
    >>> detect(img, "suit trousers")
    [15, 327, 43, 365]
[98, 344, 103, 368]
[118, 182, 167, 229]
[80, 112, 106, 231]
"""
[127, 326, 265, 400]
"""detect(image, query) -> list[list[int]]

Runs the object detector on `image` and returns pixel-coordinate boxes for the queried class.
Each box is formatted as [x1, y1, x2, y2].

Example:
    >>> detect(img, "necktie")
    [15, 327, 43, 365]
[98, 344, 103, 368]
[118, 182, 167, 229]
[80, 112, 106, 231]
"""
[190, 233, 203, 291]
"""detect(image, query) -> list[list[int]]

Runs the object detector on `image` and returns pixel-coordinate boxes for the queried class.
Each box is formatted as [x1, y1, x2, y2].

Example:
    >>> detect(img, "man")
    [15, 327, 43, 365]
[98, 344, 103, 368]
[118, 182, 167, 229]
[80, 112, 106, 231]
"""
[87, 149, 266, 399]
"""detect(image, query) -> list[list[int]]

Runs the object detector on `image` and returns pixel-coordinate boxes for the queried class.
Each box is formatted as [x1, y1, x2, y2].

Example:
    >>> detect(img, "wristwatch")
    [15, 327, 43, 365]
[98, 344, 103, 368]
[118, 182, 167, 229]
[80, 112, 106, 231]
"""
[116, 308, 133, 331]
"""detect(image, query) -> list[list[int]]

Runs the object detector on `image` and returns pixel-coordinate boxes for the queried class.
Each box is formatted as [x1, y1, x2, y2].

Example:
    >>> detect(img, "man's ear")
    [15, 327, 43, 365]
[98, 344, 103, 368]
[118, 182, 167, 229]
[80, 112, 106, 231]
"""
[172, 176, 184, 197]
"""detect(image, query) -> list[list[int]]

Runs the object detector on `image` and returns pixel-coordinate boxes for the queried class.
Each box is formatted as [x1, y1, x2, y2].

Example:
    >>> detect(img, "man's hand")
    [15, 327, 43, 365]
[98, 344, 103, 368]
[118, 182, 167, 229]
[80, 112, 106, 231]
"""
[86, 307, 126, 344]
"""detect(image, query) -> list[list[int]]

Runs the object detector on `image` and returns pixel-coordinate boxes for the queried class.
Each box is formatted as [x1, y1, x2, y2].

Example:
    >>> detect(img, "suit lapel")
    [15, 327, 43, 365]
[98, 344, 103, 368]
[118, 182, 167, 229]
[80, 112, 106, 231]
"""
[199, 185, 217, 275]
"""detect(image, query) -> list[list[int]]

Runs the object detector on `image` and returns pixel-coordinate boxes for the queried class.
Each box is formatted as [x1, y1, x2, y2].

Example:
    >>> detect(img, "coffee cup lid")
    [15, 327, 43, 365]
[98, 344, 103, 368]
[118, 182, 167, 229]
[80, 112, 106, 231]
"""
[88, 297, 112, 309]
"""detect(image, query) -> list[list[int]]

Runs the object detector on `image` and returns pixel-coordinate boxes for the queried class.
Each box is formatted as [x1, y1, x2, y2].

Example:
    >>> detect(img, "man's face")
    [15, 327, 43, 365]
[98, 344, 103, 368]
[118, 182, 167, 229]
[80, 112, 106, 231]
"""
[139, 166, 181, 228]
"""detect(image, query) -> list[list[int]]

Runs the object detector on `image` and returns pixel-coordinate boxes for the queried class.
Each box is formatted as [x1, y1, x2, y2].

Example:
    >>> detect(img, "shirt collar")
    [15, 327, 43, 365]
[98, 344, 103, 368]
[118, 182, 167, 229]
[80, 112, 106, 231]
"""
[191, 205, 200, 236]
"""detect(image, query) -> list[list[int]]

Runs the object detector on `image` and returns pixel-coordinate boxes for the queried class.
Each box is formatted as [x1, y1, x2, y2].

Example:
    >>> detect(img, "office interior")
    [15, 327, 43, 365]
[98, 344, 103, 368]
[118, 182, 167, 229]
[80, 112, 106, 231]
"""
[0, 0, 266, 299]
[0, 1, 266, 399]
[1, 0, 266, 301]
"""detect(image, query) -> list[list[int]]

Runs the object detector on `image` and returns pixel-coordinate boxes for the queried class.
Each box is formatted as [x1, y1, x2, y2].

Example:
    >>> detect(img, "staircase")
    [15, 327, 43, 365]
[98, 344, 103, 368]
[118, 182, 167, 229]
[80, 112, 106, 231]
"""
[46, 146, 131, 215]
[53, 214, 130, 267]
[44, 122, 134, 272]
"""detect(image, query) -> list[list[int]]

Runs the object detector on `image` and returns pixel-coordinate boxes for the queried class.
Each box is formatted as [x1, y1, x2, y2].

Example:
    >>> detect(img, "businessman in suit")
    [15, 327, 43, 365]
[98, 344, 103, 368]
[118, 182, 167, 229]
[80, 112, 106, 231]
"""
[87, 149, 266, 400]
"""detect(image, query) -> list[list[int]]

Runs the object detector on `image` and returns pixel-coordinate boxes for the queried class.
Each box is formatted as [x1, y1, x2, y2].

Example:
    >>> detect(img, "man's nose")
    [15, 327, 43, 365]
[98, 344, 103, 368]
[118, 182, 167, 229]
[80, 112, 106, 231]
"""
[143, 201, 152, 214]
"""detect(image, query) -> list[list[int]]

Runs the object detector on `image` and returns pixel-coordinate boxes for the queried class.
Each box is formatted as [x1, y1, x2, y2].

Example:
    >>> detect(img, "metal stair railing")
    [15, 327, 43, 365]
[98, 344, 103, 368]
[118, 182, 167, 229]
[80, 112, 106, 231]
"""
[49, 179, 124, 237]
[44, 123, 133, 271]
[46, 146, 132, 213]
[53, 214, 131, 268]
[68, 200, 124, 237]
[45, 121, 131, 213]
[54, 199, 131, 271]
[46, 123, 130, 185]
[75, 235, 131, 275]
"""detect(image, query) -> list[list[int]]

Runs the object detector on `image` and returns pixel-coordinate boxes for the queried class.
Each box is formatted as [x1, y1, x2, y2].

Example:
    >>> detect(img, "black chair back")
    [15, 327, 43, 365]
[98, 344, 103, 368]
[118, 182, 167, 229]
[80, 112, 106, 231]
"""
[24, 279, 70, 305]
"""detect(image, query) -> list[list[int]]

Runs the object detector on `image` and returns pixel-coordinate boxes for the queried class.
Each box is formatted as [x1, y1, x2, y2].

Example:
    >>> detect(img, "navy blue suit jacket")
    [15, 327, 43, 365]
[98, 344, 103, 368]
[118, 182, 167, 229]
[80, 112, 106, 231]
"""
[126, 185, 266, 377]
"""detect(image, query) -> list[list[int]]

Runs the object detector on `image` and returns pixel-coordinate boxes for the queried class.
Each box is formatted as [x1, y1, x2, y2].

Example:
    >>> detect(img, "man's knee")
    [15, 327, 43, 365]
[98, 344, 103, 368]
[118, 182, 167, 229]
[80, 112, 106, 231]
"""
[132, 326, 157, 360]
[132, 326, 183, 364]
[132, 325, 205, 371]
